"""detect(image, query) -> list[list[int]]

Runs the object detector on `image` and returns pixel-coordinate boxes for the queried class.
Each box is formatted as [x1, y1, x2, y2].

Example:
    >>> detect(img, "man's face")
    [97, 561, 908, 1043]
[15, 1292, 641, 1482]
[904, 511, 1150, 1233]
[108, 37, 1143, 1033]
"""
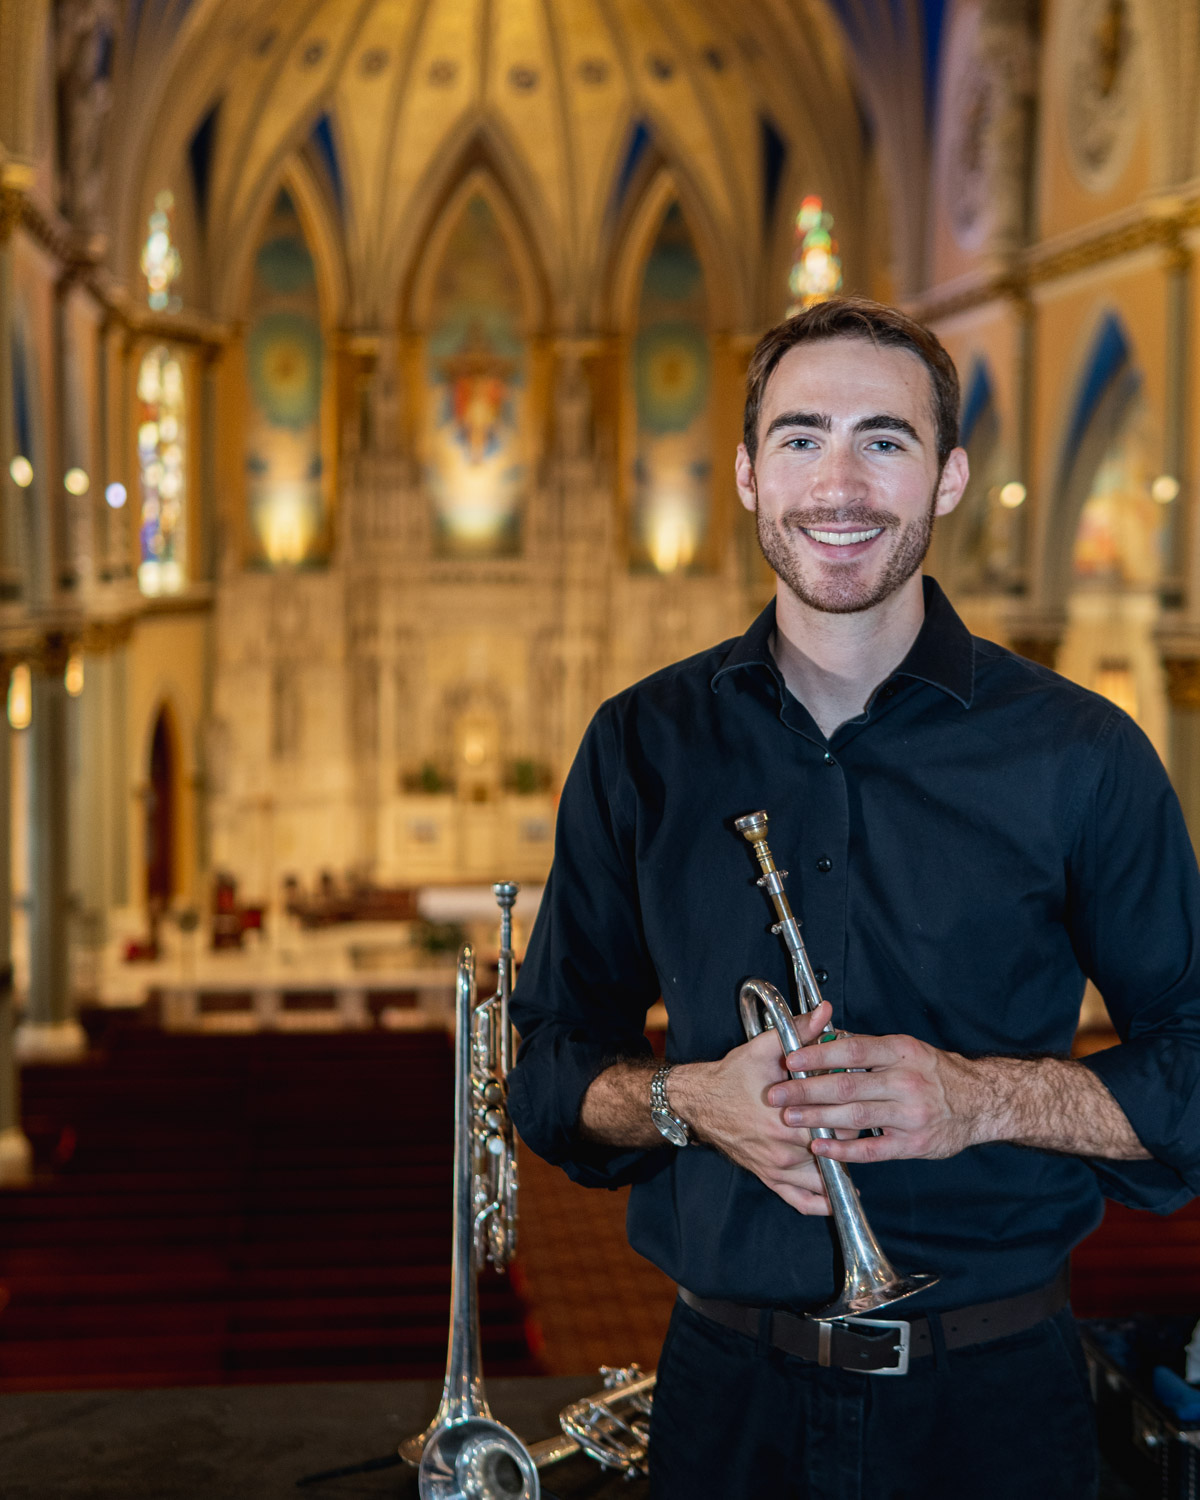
[735, 337, 968, 615]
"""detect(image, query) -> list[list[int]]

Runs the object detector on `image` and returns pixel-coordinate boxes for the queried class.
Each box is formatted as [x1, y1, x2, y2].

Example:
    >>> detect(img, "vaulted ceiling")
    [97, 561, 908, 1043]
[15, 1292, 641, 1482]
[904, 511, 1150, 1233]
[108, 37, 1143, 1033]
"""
[94, 0, 943, 321]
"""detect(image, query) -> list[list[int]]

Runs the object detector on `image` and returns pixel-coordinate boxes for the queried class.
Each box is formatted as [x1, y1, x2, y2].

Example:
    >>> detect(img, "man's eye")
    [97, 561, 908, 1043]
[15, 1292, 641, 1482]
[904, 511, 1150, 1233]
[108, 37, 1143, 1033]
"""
[868, 439, 901, 452]
[785, 437, 816, 450]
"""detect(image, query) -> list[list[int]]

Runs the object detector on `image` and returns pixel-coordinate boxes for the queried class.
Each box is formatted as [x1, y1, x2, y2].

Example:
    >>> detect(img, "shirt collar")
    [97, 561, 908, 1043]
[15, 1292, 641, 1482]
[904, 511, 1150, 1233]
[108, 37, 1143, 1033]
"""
[711, 575, 976, 709]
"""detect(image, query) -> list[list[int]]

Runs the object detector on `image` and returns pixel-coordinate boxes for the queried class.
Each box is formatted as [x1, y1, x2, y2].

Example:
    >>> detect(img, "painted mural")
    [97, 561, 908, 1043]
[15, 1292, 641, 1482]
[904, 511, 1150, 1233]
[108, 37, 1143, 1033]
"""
[631, 203, 711, 573]
[425, 194, 526, 557]
[244, 190, 329, 568]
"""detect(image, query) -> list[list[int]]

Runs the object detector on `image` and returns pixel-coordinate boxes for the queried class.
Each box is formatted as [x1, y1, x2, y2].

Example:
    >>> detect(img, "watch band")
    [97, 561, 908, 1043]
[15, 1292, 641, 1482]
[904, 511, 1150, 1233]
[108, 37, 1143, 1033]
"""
[650, 1063, 691, 1147]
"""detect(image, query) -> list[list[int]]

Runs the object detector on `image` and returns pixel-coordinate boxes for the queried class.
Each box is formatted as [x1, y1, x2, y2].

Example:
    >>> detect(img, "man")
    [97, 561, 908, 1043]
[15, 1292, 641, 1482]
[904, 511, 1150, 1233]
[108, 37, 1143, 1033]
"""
[508, 298, 1200, 1499]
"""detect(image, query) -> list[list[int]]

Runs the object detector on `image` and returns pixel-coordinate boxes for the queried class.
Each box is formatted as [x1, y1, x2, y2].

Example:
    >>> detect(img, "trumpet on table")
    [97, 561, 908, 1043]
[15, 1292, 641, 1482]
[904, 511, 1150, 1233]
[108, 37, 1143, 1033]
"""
[402, 883, 655, 1498]
[735, 811, 938, 1320]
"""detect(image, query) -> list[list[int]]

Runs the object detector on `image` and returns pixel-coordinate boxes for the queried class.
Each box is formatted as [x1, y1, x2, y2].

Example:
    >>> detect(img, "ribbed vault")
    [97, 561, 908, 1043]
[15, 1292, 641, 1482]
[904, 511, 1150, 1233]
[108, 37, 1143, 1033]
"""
[109, 0, 871, 327]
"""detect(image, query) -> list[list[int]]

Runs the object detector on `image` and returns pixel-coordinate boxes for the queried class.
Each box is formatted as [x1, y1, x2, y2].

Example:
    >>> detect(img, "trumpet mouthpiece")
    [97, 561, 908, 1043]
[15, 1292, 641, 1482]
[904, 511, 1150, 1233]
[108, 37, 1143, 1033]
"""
[734, 811, 768, 841]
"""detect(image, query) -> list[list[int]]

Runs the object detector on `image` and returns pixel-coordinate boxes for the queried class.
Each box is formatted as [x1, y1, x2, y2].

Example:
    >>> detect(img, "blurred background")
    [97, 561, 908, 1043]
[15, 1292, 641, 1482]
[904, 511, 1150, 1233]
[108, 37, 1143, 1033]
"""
[0, 0, 1195, 1406]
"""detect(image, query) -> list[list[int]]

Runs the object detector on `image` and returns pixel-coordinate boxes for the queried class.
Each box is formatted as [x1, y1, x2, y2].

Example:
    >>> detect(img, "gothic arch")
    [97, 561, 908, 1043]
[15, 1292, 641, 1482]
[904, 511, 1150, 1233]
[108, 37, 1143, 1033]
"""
[405, 166, 545, 335]
[928, 355, 1007, 595]
[606, 165, 730, 335]
[390, 121, 554, 336]
[1041, 309, 1148, 614]
[134, 692, 195, 910]
[219, 154, 347, 329]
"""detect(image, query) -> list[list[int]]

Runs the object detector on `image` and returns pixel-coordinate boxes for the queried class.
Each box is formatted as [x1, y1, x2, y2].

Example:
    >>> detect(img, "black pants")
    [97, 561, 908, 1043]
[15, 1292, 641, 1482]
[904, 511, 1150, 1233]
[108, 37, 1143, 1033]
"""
[647, 1296, 1099, 1500]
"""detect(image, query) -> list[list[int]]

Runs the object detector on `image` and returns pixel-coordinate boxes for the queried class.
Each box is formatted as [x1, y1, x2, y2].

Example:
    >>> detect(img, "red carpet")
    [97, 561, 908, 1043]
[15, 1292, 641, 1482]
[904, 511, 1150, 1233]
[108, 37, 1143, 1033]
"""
[1, 1027, 540, 1390]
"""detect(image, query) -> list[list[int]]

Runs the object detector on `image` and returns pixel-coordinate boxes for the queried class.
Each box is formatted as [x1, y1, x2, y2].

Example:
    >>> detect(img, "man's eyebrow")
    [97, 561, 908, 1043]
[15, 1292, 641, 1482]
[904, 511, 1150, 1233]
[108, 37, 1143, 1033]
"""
[764, 411, 831, 438]
[762, 411, 924, 445]
[852, 413, 922, 443]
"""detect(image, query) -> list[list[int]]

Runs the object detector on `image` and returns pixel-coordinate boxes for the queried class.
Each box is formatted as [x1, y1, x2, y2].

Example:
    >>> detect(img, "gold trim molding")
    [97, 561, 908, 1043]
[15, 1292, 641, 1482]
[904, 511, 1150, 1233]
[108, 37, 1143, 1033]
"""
[911, 206, 1200, 325]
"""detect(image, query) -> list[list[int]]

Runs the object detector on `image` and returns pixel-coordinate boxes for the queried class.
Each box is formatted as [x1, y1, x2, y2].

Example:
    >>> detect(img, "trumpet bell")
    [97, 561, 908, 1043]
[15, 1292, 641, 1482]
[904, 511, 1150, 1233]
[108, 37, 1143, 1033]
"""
[418, 1416, 541, 1500]
[813, 1271, 938, 1321]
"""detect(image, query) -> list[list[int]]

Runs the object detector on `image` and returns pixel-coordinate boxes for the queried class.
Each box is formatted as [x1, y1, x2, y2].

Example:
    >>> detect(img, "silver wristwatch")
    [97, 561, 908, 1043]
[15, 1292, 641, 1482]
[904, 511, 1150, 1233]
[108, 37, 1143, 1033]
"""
[650, 1063, 691, 1148]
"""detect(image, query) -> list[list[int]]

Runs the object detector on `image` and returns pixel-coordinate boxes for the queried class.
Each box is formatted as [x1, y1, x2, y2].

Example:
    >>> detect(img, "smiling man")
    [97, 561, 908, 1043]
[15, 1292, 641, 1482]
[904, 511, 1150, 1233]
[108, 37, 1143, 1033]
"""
[508, 299, 1200, 1499]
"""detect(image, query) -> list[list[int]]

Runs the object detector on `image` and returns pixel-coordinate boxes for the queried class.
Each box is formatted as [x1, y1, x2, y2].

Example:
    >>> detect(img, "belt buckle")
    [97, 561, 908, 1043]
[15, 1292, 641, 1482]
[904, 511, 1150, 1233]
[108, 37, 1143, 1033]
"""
[834, 1314, 911, 1376]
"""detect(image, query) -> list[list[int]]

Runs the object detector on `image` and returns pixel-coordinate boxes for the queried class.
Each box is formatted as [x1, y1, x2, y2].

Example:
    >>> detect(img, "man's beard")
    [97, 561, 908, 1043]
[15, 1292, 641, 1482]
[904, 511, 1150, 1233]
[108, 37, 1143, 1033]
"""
[754, 485, 939, 616]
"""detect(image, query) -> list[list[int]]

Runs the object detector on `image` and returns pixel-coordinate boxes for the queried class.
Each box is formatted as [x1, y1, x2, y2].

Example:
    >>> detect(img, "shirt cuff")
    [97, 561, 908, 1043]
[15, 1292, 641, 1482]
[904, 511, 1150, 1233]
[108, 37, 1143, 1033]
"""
[1080, 1039, 1200, 1212]
[507, 1031, 658, 1189]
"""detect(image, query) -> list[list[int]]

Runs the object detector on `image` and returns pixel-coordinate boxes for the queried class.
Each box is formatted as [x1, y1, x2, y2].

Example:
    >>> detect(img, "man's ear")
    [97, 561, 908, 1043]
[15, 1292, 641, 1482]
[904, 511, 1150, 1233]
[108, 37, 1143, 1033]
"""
[934, 446, 970, 518]
[735, 443, 757, 513]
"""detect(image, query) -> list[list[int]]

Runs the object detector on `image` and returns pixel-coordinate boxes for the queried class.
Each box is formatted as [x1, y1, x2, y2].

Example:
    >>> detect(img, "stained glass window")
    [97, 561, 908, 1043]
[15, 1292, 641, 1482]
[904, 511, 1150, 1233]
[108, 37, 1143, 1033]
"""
[787, 196, 842, 313]
[136, 346, 187, 596]
[141, 191, 182, 312]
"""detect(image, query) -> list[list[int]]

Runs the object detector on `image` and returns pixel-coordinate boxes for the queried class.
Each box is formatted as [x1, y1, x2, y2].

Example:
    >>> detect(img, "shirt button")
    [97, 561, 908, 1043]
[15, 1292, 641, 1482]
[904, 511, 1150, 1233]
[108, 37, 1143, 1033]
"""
[882, 682, 897, 699]
[816, 856, 833, 873]
[823, 752, 835, 765]
[814, 968, 830, 985]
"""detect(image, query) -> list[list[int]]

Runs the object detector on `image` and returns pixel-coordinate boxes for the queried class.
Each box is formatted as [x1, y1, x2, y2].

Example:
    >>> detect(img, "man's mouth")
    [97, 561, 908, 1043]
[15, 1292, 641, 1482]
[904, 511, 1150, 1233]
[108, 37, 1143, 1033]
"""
[799, 527, 884, 546]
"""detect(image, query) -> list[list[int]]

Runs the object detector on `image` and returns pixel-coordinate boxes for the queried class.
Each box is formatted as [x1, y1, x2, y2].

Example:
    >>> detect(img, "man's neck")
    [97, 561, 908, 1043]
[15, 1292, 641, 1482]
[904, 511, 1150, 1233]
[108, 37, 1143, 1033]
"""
[770, 573, 927, 740]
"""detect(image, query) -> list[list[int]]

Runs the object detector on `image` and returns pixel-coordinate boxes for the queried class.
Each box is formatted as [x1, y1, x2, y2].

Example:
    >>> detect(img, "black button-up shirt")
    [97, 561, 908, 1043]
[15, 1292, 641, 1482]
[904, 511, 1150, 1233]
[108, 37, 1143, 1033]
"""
[508, 578, 1200, 1313]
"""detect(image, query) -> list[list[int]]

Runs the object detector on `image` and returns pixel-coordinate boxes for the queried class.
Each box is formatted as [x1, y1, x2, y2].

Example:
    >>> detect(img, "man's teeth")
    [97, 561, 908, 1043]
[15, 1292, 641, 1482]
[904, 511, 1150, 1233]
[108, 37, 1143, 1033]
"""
[803, 527, 883, 546]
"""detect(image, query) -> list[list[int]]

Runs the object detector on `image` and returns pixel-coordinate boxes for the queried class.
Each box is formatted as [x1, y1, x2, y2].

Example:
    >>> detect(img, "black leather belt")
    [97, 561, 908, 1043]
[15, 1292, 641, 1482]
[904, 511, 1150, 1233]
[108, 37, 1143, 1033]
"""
[678, 1266, 1069, 1376]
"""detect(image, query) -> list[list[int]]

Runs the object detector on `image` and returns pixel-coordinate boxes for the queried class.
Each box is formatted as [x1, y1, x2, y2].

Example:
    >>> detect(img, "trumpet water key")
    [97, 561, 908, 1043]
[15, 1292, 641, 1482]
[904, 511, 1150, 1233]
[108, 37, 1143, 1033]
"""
[734, 811, 938, 1320]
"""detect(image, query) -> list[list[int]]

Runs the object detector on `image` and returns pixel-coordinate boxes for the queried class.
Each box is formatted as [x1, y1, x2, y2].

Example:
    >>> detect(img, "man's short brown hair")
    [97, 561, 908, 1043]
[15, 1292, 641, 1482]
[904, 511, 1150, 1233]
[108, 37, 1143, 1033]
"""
[742, 297, 961, 470]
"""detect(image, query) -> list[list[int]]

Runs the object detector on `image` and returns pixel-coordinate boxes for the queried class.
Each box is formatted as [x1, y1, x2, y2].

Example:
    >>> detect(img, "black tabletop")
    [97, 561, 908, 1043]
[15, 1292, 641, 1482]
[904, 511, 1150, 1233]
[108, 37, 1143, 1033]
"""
[0, 1376, 648, 1500]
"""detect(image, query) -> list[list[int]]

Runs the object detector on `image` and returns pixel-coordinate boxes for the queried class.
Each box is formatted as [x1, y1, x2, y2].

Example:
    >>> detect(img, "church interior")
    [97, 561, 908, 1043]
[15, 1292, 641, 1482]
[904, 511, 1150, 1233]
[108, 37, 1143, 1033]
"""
[3, 0, 1200, 1492]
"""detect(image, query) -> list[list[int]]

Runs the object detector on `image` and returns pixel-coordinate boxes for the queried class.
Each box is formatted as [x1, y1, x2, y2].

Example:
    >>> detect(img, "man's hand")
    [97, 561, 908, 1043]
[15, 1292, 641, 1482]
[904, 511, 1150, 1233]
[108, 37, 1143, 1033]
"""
[578, 1002, 842, 1216]
[770, 1031, 1151, 1163]
[671, 1004, 837, 1216]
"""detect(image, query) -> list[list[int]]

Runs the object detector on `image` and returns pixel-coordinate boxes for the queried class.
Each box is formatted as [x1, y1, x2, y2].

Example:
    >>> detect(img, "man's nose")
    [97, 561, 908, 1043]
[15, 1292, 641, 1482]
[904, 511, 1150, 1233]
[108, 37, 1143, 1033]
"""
[811, 442, 867, 505]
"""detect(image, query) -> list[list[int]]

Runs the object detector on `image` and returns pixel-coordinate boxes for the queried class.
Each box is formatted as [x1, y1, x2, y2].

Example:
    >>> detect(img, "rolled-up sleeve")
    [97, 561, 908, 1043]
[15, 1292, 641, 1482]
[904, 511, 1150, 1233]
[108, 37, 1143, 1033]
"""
[1069, 712, 1200, 1211]
[508, 702, 663, 1187]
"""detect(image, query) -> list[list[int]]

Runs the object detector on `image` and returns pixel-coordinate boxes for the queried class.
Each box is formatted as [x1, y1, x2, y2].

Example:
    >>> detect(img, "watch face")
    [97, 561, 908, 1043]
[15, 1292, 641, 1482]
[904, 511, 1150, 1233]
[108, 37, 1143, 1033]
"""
[652, 1107, 689, 1148]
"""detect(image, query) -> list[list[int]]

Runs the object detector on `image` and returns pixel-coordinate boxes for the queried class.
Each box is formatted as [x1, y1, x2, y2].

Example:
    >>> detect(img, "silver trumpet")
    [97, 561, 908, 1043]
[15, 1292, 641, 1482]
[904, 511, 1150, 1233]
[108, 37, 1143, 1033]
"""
[404, 882, 656, 1491]
[527, 1364, 656, 1477]
[403, 884, 540, 1499]
[735, 810, 938, 1320]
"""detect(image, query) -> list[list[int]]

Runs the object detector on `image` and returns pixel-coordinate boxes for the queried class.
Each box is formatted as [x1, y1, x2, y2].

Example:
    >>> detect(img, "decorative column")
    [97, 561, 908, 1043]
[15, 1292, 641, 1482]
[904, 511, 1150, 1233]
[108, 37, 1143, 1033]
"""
[0, 175, 25, 600]
[1007, 285, 1036, 591]
[0, 658, 32, 1184]
[1162, 236, 1191, 604]
[107, 326, 135, 581]
[16, 634, 85, 1061]
[1165, 657, 1200, 859]
[51, 270, 78, 593]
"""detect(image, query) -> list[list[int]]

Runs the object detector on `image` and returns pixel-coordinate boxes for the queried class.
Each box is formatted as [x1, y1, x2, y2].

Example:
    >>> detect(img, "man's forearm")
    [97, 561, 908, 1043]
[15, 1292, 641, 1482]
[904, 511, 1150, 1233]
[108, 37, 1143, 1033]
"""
[577, 1057, 662, 1148]
[578, 1057, 731, 1149]
[961, 1054, 1149, 1159]
[776, 1030, 1152, 1164]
